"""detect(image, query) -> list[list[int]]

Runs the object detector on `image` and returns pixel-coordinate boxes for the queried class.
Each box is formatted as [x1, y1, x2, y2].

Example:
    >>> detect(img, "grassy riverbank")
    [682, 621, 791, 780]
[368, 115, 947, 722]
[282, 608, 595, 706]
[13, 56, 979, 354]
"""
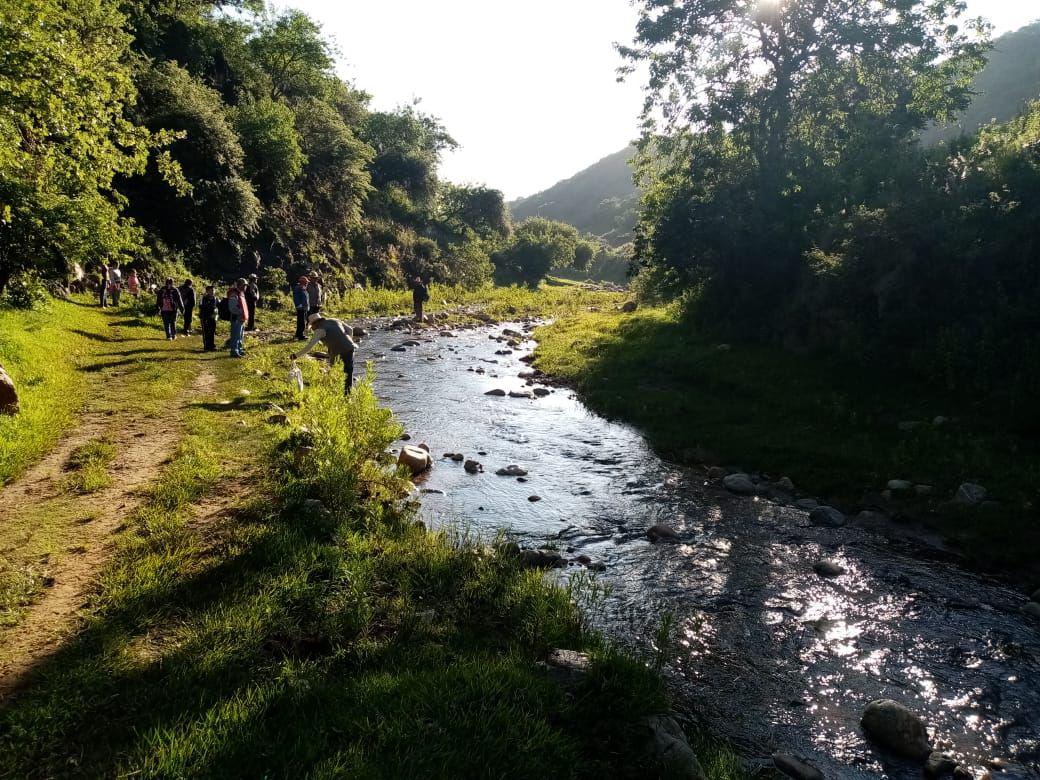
[534, 307, 1040, 583]
[0, 299, 741, 777]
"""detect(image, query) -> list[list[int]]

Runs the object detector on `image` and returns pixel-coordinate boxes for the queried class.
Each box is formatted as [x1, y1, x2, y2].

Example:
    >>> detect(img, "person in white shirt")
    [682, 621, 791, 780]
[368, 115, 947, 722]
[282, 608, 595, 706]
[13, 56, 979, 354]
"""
[108, 262, 123, 306]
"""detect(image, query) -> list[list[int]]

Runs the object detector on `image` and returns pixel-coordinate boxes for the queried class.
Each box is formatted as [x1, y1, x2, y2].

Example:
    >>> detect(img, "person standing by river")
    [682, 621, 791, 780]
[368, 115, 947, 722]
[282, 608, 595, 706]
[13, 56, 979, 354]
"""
[290, 313, 359, 395]
[306, 275, 323, 315]
[292, 276, 310, 340]
[412, 276, 429, 322]
[156, 278, 183, 341]
[179, 279, 196, 335]
[227, 278, 249, 358]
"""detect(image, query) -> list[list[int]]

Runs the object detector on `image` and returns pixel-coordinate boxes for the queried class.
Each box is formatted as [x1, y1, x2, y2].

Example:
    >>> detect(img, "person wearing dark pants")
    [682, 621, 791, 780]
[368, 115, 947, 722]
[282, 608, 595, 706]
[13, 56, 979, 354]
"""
[227, 278, 249, 358]
[291, 313, 359, 395]
[245, 274, 260, 331]
[179, 279, 196, 335]
[292, 276, 310, 340]
[156, 278, 184, 341]
[199, 285, 218, 352]
[411, 276, 429, 322]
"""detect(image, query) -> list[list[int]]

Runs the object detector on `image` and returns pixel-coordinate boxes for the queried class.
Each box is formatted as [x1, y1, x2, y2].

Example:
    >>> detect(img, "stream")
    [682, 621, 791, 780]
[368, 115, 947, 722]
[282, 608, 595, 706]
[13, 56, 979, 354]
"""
[357, 318, 1040, 779]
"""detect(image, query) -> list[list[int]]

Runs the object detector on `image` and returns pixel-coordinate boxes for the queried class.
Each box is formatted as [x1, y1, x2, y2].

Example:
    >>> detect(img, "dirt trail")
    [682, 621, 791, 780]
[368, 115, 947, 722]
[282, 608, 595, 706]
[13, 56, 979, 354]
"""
[0, 368, 216, 699]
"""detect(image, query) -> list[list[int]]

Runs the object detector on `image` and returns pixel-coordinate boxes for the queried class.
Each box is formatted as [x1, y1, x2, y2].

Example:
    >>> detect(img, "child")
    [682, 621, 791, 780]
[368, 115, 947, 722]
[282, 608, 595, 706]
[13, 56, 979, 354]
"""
[199, 284, 218, 352]
[127, 269, 140, 299]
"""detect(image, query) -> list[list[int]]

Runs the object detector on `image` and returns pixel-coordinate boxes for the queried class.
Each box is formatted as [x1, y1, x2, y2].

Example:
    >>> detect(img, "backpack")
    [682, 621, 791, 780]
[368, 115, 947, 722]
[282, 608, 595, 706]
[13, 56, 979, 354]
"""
[217, 296, 231, 321]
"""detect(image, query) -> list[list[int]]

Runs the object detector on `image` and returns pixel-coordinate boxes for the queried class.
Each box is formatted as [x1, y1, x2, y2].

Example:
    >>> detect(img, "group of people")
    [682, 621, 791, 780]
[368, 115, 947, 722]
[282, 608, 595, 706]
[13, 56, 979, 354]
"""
[153, 275, 261, 357]
[98, 262, 140, 307]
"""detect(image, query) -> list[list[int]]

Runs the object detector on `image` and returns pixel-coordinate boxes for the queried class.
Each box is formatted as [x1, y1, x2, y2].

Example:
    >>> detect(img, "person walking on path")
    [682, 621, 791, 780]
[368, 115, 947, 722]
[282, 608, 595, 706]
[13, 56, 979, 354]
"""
[293, 276, 310, 340]
[108, 262, 123, 307]
[227, 278, 249, 358]
[127, 269, 140, 300]
[156, 278, 184, 341]
[411, 276, 429, 322]
[199, 284, 218, 352]
[291, 313, 359, 395]
[306, 275, 323, 315]
[179, 279, 197, 335]
[245, 274, 261, 331]
[99, 264, 109, 307]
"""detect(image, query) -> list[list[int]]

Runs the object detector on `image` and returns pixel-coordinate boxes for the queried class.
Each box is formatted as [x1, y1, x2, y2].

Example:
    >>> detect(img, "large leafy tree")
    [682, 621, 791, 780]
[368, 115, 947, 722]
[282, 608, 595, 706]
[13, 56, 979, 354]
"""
[493, 218, 591, 288]
[0, 0, 151, 294]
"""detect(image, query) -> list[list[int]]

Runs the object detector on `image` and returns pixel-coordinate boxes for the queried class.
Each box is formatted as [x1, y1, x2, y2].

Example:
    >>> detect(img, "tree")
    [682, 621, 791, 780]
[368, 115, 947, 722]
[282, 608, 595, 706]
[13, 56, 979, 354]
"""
[248, 10, 336, 102]
[493, 218, 585, 287]
[439, 185, 511, 241]
[0, 0, 151, 294]
[232, 97, 305, 202]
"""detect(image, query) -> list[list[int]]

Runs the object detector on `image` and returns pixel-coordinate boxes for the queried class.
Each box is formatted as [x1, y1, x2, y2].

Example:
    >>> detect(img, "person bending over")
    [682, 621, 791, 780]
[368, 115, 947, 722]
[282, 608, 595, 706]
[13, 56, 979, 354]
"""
[291, 313, 359, 395]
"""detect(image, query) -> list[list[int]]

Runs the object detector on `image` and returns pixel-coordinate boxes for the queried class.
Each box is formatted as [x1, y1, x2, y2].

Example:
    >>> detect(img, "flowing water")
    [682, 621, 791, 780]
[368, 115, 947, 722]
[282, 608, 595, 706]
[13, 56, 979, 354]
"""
[357, 318, 1039, 779]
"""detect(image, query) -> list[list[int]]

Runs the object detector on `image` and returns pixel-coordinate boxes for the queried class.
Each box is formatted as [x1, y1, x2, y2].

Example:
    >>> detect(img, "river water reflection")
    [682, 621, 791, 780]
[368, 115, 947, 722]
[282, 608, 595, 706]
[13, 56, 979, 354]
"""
[358, 319, 1039, 779]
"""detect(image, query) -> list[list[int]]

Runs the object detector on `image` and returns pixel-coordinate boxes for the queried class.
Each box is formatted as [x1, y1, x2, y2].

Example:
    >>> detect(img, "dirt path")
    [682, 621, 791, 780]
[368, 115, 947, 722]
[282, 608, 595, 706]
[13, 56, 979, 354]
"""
[0, 368, 216, 699]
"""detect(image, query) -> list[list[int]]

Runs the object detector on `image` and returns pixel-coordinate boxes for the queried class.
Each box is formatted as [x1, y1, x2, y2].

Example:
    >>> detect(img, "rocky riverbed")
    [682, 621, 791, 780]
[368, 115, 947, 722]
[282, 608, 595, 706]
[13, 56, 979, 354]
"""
[348, 317, 1039, 779]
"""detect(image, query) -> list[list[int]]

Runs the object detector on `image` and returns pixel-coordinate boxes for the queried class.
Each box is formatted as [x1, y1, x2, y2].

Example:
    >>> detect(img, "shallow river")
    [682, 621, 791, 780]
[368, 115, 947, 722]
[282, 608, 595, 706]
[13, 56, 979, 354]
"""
[358, 319, 1039, 779]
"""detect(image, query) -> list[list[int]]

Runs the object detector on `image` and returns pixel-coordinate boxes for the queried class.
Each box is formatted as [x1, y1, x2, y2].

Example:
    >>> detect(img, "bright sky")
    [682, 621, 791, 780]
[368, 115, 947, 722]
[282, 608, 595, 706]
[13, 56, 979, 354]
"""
[283, 0, 1039, 199]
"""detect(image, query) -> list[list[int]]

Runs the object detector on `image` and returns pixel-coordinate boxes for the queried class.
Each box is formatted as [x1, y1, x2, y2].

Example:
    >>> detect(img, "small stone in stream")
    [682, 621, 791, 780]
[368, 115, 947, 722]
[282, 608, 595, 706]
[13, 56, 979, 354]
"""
[809, 506, 846, 528]
[723, 473, 755, 495]
[496, 465, 528, 477]
[420, 489, 445, 495]
[707, 466, 728, 480]
[478, 451, 487, 456]
[887, 479, 913, 492]
[643, 715, 707, 780]
[502, 328, 522, 338]
[861, 699, 932, 759]
[814, 560, 845, 578]
[401, 340, 420, 347]
[772, 753, 824, 780]
[1022, 602, 1040, 620]
[519, 354, 535, 364]
[400, 433, 411, 441]
[352, 327, 368, 339]
[451, 453, 464, 462]
[925, 752, 958, 778]
[647, 524, 680, 543]
[517, 477, 528, 483]
[495, 349, 513, 355]
[485, 388, 506, 396]
[528, 495, 542, 502]
[533, 387, 550, 397]
[390, 345, 406, 352]
[776, 476, 796, 492]
[509, 390, 534, 399]
[915, 484, 934, 496]
[464, 460, 483, 474]
[794, 498, 818, 511]
[520, 549, 566, 569]
[954, 482, 987, 506]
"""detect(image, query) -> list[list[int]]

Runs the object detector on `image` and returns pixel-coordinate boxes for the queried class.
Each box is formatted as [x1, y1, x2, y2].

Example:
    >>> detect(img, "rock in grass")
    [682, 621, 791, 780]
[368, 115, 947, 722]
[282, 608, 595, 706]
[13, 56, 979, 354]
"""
[723, 473, 755, 495]
[861, 699, 931, 759]
[643, 715, 707, 780]
[925, 751, 958, 778]
[543, 648, 590, 690]
[398, 445, 432, 475]
[772, 753, 824, 780]
[519, 549, 566, 569]
[809, 506, 846, 528]
[813, 560, 845, 578]
[647, 524, 680, 543]
[621, 300, 638, 313]
[954, 483, 987, 506]
[267, 413, 289, 425]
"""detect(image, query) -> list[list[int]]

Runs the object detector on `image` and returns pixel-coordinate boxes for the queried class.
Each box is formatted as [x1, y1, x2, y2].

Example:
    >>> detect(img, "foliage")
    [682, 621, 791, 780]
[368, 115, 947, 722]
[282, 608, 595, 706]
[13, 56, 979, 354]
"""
[493, 218, 596, 288]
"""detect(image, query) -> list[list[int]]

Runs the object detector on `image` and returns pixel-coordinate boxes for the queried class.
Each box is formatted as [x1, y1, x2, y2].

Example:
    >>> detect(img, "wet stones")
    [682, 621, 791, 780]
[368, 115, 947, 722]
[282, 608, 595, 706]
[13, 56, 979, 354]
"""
[647, 524, 680, 543]
[398, 445, 432, 475]
[533, 387, 551, 397]
[954, 482, 987, 506]
[813, 559, 845, 578]
[495, 465, 528, 477]
[643, 715, 707, 780]
[925, 752, 958, 778]
[520, 549, 565, 568]
[772, 753, 824, 780]
[484, 388, 506, 396]
[542, 648, 590, 690]
[722, 472, 755, 495]
[861, 699, 932, 760]
[528, 495, 542, 502]
[442, 452, 465, 462]
[508, 389, 534, 399]
[464, 459, 483, 474]
[707, 466, 728, 481]
[809, 506, 846, 528]
[795, 498, 819, 511]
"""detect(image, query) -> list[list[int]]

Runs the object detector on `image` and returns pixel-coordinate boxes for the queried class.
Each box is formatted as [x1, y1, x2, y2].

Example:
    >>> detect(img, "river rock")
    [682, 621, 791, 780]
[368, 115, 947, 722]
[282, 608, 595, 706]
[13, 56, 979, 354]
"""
[543, 648, 590, 690]
[464, 459, 483, 474]
[887, 479, 913, 492]
[485, 388, 506, 396]
[723, 472, 755, 495]
[814, 559, 845, 578]
[621, 300, 638, 313]
[508, 389, 534, 399]
[528, 495, 542, 502]
[0, 364, 19, 416]
[352, 327, 368, 339]
[795, 498, 819, 511]
[861, 699, 931, 759]
[502, 328, 523, 338]
[643, 715, 707, 780]
[925, 752, 958, 778]
[398, 445, 432, 475]
[390, 345, 406, 352]
[1022, 602, 1040, 620]
[954, 483, 987, 506]
[776, 476, 796, 492]
[707, 466, 728, 480]
[533, 387, 551, 397]
[520, 549, 566, 569]
[1031, 588, 1040, 602]
[647, 524, 680, 543]
[809, 506, 846, 528]
[495, 465, 528, 477]
[772, 753, 824, 780]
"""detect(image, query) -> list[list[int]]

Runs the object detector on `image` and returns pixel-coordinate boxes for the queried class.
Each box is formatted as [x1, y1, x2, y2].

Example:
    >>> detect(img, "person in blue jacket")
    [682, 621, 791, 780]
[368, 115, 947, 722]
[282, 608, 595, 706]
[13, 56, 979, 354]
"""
[292, 276, 310, 340]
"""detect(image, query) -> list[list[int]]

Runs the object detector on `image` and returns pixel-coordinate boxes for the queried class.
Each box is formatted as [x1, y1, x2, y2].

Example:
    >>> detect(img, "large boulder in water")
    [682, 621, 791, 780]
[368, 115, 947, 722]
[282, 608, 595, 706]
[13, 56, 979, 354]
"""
[398, 445, 432, 475]
[0, 364, 17, 416]
[861, 699, 931, 759]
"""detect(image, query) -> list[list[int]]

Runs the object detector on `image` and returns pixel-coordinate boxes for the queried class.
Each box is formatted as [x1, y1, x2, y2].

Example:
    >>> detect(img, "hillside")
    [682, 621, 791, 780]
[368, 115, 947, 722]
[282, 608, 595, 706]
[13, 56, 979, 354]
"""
[512, 20, 1040, 243]
[509, 146, 639, 246]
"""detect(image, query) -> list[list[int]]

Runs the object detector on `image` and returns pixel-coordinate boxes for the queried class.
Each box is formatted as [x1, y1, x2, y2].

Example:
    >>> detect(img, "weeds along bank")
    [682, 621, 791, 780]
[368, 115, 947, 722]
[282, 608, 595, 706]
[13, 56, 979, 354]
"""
[0, 312, 739, 777]
[533, 307, 1040, 584]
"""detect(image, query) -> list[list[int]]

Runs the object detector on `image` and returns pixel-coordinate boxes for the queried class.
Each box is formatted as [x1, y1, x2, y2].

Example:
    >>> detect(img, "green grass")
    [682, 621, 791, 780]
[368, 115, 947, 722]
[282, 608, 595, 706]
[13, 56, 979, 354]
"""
[0, 309, 743, 779]
[535, 307, 1040, 583]
[62, 439, 117, 494]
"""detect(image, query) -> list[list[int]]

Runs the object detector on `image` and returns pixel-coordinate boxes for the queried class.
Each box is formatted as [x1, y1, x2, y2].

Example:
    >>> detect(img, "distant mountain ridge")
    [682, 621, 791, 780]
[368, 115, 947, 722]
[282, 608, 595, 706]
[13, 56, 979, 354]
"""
[510, 20, 1040, 244]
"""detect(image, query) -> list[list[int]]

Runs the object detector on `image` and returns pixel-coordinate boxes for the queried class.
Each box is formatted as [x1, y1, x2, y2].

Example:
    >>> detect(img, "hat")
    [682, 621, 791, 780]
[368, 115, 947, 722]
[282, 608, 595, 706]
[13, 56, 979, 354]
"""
[249, 273, 258, 279]
[307, 313, 322, 325]
[298, 276, 310, 285]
